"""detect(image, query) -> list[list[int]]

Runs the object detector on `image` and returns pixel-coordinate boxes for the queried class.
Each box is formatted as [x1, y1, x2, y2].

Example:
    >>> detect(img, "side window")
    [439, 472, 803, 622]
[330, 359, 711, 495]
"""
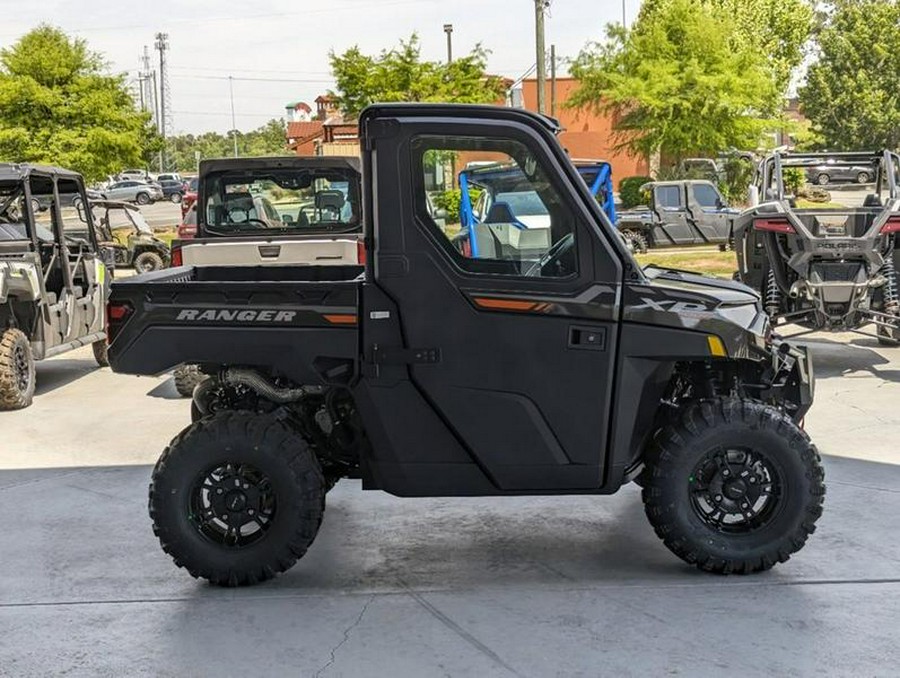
[28, 177, 56, 236]
[413, 135, 579, 279]
[656, 186, 683, 209]
[692, 183, 721, 209]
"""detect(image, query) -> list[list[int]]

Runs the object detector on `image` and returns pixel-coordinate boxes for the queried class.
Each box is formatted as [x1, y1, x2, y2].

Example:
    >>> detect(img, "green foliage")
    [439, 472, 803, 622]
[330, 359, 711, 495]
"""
[329, 34, 506, 119]
[800, 0, 900, 150]
[619, 176, 654, 209]
[167, 119, 288, 172]
[432, 188, 482, 225]
[569, 0, 780, 160]
[782, 167, 806, 194]
[718, 153, 755, 205]
[639, 0, 814, 96]
[0, 25, 156, 183]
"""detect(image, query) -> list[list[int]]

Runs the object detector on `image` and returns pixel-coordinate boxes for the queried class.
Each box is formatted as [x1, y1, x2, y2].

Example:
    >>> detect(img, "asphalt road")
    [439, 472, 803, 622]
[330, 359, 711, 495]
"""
[1, 336, 899, 676]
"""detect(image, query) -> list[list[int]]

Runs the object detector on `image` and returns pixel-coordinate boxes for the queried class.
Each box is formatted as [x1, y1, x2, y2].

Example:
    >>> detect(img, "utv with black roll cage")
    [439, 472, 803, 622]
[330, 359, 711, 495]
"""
[733, 150, 900, 343]
[0, 164, 111, 409]
[107, 104, 824, 586]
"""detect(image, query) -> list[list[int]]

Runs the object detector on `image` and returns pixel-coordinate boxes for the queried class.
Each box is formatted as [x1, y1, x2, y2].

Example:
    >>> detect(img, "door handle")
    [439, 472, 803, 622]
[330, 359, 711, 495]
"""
[568, 325, 607, 351]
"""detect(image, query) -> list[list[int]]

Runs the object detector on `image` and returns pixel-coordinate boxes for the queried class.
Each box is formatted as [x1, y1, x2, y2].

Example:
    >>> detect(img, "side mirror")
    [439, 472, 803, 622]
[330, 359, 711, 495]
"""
[748, 185, 760, 207]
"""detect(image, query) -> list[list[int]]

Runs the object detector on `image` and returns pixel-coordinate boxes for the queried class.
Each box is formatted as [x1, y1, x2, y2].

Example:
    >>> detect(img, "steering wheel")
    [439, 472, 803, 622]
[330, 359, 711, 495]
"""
[524, 233, 575, 277]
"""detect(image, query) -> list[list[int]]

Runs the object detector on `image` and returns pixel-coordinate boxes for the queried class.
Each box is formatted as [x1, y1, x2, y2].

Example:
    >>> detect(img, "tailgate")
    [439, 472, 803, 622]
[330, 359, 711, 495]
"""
[181, 236, 362, 267]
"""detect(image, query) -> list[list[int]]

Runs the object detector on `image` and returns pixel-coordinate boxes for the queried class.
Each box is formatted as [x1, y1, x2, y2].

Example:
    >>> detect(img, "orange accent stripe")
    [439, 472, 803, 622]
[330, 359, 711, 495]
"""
[473, 297, 538, 311]
[323, 314, 358, 325]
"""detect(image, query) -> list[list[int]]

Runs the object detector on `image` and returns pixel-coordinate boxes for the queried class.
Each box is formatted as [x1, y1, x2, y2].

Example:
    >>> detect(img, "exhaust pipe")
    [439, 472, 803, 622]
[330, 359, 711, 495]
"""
[193, 367, 308, 415]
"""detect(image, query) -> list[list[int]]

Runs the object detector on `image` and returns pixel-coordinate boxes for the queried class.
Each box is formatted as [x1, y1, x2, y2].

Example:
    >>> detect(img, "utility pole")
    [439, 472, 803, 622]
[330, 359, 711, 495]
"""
[154, 32, 171, 171]
[550, 44, 557, 118]
[229, 76, 239, 158]
[535, 0, 548, 115]
[622, 0, 627, 26]
[443, 24, 454, 64]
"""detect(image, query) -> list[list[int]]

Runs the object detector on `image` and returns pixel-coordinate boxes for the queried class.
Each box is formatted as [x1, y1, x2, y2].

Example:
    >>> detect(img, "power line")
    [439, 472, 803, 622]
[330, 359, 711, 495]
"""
[169, 74, 333, 84]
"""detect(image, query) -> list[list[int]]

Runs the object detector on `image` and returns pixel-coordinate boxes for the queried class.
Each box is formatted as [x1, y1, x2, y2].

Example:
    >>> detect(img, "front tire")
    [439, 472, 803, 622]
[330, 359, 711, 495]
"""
[134, 251, 165, 273]
[149, 412, 326, 586]
[816, 173, 830, 186]
[136, 192, 151, 205]
[0, 328, 36, 410]
[621, 229, 649, 253]
[857, 172, 870, 184]
[643, 398, 825, 574]
[170, 192, 183, 203]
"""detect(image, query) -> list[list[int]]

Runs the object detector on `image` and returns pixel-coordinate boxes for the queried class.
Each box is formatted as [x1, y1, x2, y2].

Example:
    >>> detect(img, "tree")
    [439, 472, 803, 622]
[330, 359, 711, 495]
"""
[638, 0, 814, 96]
[568, 0, 779, 160]
[166, 119, 288, 172]
[800, 0, 900, 150]
[329, 34, 506, 119]
[0, 25, 156, 182]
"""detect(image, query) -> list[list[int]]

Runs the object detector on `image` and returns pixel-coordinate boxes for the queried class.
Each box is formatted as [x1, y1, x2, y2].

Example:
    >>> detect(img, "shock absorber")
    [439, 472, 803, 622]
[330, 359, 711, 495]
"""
[881, 246, 899, 316]
[764, 269, 782, 318]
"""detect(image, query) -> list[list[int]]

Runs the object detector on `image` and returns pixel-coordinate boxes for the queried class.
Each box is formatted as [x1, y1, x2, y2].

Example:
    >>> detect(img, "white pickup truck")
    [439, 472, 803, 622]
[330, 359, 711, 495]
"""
[171, 156, 364, 395]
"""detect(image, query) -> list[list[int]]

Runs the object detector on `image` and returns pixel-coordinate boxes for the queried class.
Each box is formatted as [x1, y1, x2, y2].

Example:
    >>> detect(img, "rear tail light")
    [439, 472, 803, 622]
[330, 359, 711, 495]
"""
[880, 216, 900, 234]
[170, 244, 183, 267]
[177, 223, 197, 239]
[357, 240, 367, 265]
[106, 301, 133, 345]
[754, 217, 795, 234]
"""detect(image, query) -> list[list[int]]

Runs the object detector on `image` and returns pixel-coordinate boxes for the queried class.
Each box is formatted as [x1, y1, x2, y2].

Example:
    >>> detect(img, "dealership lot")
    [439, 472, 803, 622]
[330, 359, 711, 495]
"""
[1, 337, 899, 676]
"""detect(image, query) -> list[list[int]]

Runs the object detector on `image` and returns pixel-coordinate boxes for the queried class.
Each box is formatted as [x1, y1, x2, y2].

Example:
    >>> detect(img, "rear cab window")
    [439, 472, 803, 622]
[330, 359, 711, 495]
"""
[202, 166, 360, 237]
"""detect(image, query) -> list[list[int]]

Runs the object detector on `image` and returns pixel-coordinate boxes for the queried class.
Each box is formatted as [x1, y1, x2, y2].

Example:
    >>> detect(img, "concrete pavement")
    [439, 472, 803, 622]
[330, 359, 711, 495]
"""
[1, 337, 899, 676]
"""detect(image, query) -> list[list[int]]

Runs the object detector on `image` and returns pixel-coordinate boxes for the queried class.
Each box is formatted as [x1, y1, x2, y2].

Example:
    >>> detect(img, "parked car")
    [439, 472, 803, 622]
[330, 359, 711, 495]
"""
[805, 158, 878, 185]
[91, 200, 171, 273]
[0, 164, 112, 409]
[118, 169, 151, 182]
[30, 187, 104, 214]
[157, 173, 182, 183]
[181, 176, 199, 217]
[159, 179, 185, 203]
[105, 180, 163, 205]
[177, 202, 198, 239]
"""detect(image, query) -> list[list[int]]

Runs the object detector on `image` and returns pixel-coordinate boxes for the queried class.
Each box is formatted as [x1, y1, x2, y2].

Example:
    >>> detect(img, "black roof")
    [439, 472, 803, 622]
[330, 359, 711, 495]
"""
[199, 156, 360, 175]
[0, 163, 83, 181]
[360, 103, 562, 135]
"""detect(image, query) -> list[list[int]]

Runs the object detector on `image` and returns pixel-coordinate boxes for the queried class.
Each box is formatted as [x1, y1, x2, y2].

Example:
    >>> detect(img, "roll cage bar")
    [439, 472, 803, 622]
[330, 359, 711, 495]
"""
[759, 150, 900, 202]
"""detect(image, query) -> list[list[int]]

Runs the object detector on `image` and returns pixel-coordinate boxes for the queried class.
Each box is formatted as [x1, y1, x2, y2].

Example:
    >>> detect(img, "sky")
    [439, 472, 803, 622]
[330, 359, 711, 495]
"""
[0, 0, 643, 135]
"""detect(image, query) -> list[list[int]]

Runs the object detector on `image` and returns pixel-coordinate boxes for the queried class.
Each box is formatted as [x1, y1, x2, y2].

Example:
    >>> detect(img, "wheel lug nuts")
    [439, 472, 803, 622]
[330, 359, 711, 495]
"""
[248, 509, 255, 515]
[216, 488, 223, 494]
[715, 495, 723, 501]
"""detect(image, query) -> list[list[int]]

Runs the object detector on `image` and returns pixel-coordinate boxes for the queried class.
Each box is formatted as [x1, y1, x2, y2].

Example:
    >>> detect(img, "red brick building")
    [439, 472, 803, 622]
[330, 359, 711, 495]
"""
[521, 78, 650, 180]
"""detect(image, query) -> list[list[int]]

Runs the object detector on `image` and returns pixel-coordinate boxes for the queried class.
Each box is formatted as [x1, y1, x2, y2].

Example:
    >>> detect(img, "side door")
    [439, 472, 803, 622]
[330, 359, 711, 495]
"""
[687, 182, 732, 243]
[359, 107, 625, 493]
[653, 184, 694, 245]
[55, 178, 105, 338]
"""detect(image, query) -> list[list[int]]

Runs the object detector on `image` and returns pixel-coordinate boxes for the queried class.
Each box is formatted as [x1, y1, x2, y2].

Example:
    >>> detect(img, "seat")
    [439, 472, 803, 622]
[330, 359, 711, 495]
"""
[315, 191, 345, 220]
[223, 192, 258, 223]
[863, 194, 883, 207]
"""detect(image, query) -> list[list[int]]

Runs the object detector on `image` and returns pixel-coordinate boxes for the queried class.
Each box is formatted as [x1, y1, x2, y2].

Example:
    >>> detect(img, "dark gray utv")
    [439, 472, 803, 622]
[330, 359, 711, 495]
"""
[733, 150, 900, 343]
[107, 104, 825, 587]
[617, 180, 738, 250]
[0, 164, 112, 409]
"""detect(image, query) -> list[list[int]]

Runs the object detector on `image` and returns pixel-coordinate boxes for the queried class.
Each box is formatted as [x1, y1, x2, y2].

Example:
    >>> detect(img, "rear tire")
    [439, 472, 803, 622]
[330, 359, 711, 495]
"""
[136, 192, 151, 206]
[621, 229, 649, 253]
[134, 251, 164, 273]
[857, 172, 870, 184]
[816, 173, 830, 186]
[174, 364, 206, 398]
[877, 323, 900, 346]
[0, 328, 36, 410]
[149, 411, 326, 586]
[643, 398, 825, 574]
[92, 340, 109, 367]
[170, 192, 183, 203]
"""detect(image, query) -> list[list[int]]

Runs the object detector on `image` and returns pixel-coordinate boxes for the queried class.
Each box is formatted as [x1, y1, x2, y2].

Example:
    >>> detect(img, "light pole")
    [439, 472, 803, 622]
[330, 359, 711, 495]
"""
[229, 76, 238, 158]
[443, 24, 453, 63]
[535, 0, 548, 115]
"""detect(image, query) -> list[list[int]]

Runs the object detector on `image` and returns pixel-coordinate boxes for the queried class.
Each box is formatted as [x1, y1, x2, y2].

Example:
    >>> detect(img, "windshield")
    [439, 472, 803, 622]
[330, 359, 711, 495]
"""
[202, 167, 360, 236]
[495, 191, 549, 216]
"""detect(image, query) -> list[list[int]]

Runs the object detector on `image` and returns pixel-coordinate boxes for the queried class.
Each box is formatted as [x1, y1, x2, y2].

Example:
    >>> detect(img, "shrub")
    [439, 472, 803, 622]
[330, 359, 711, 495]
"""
[782, 167, 806, 195]
[432, 188, 482, 225]
[619, 176, 654, 209]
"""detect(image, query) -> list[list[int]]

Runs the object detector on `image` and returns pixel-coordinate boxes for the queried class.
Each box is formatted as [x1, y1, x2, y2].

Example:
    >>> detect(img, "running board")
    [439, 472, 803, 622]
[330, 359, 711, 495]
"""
[44, 331, 106, 359]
